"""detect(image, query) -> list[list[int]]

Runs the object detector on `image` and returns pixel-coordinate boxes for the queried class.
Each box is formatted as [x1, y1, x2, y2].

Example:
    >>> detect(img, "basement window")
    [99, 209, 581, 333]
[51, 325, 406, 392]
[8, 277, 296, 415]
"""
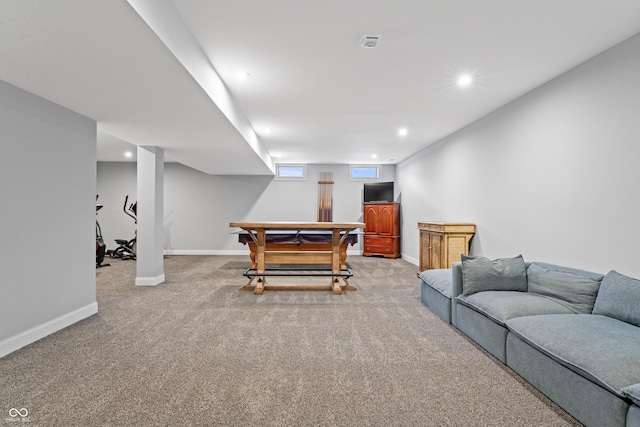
[275, 164, 307, 180]
[350, 165, 380, 181]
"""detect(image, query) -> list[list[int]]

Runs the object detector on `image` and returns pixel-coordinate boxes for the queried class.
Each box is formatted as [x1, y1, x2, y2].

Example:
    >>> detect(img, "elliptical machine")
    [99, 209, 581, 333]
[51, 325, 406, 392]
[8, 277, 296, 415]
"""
[96, 195, 110, 268]
[108, 195, 137, 260]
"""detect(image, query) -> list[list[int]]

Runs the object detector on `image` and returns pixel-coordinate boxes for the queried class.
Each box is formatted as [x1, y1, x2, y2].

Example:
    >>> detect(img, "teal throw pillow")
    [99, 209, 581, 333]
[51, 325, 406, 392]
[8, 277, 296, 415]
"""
[461, 254, 527, 296]
[527, 263, 602, 313]
[593, 270, 640, 327]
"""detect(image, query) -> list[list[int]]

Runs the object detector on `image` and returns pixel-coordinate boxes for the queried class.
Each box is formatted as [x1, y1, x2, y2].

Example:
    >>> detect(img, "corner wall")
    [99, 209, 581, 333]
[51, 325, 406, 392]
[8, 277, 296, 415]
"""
[397, 33, 640, 277]
[0, 81, 97, 358]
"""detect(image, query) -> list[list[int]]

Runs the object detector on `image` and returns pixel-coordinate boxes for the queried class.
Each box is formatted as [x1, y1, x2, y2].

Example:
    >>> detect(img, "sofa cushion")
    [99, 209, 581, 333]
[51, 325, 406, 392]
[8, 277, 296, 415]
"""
[534, 262, 604, 281]
[622, 383, 640, 406]
[419, 268, 453, 298]
[456, 291, 574, 326]
[593, 270, 640, 327]
[461, 254, 527, 296]
[506, 314, 640, 397]
[628, 405, 640, 427]
[526, 262, 602, 314]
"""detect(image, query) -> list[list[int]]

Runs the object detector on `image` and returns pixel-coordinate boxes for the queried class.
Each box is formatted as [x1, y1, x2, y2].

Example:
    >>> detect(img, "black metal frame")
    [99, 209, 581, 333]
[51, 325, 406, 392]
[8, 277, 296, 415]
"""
[242, 266, 353, 279]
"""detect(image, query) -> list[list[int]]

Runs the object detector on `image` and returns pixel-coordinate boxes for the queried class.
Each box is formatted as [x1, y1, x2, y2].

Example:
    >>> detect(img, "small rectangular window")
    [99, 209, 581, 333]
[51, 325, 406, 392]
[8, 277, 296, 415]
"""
[350, 165, 380, 180]
[276, 164, 307, 180]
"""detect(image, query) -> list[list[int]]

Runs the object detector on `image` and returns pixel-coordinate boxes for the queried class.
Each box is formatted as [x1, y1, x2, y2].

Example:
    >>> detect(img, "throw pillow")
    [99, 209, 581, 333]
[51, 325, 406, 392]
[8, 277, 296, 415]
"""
[622, 383, 640, 407]
[527, 263, 602, 313]
[593, 270, 640, 327]
[461, 254, 527, 296]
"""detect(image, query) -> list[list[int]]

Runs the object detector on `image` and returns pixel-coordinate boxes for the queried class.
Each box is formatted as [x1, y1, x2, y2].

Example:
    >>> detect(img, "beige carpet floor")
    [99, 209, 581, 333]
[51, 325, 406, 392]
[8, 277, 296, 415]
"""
[0, 255, 581, 426]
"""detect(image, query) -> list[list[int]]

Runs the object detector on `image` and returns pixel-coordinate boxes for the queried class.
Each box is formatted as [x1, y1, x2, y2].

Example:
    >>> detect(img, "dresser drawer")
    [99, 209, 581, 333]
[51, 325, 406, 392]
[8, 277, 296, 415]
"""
[364, 244, 394, 254]
[364, 237, 394, 246]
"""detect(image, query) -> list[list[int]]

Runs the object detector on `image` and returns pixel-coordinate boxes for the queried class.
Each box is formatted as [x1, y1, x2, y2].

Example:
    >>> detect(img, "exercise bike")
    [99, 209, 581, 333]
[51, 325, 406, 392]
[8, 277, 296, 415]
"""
[96, 195, 110, 268]
[108, 195, 137, 260]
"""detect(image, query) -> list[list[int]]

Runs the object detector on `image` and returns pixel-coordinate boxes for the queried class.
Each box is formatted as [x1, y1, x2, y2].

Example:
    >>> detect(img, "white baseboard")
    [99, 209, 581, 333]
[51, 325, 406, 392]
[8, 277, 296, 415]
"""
[163, 249, 249, 256]
[163, 249, 377, 258]
[0, 302, 98, 359]
[402, 253, 419, 266]
[135, 274, 165, 286]
[165, 249, 366, 257]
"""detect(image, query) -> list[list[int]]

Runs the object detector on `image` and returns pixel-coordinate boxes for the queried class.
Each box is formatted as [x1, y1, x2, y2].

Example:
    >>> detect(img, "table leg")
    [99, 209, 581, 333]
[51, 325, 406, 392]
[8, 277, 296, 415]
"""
[331, 229, 342, 295]
[255, 228, 266, 295]
[240, 275, 257, 291]
[340, 276, 357, 292]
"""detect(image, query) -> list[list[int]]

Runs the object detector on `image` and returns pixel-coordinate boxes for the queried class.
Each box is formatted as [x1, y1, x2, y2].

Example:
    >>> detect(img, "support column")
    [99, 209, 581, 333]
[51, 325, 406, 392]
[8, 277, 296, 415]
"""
[135, 146, 165, 286]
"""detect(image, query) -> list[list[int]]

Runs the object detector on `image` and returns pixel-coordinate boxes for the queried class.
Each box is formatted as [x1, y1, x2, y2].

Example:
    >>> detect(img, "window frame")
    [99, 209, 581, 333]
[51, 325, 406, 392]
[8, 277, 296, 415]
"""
[349, 164, 381, 181]
[275, 163, 308, 180]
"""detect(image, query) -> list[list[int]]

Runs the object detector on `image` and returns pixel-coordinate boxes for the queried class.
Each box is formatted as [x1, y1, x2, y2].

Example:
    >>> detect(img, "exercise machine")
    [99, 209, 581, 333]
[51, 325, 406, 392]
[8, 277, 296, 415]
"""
[96, 196, 110, 268]
[108, 195, 137, 260]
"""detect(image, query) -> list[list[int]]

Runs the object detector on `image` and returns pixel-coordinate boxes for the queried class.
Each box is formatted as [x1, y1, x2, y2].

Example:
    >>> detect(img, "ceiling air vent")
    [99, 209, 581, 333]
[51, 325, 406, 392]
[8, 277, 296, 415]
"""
[360, 36, 379, 48]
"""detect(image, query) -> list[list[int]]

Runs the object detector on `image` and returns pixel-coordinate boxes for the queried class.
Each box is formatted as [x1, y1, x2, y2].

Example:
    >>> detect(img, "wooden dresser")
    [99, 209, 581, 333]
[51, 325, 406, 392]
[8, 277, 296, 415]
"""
[418, 222, 475, 270]
[363, 202, 401, 259]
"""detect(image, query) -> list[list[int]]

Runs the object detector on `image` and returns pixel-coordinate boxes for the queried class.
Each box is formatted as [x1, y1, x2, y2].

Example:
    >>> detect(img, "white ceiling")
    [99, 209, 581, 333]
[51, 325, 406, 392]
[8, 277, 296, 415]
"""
[1, 1, 639, 175]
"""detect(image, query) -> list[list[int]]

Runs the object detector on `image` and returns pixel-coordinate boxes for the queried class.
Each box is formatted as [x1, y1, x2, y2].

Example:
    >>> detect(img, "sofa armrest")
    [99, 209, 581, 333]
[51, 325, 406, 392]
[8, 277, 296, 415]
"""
[451, 262, 463, 327]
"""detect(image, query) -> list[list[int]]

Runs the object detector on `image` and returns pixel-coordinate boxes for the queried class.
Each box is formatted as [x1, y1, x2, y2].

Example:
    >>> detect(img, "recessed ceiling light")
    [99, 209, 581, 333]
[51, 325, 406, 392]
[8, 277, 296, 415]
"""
[457, 74, 473, 87]
[124, 151, 133, 158]
[372, 154, 378, 159]
[398, 128, 408, 137]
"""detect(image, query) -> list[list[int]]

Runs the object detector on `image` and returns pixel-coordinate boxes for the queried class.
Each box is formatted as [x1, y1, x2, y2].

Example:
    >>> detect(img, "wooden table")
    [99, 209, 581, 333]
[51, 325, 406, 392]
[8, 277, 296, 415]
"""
[235, 230, 359, 269]
[229, 222, 366, 295]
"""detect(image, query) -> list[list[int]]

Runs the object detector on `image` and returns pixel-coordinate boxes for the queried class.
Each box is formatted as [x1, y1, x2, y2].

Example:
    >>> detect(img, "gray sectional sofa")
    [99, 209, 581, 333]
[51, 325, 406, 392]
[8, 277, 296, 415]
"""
[419, 256, 640, 427]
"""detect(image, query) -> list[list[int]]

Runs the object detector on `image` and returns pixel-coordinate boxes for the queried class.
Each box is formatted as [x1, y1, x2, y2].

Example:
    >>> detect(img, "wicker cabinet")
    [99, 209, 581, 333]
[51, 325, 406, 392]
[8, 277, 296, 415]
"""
[363, 202, 401, 259]
[418, 222, 475, 271]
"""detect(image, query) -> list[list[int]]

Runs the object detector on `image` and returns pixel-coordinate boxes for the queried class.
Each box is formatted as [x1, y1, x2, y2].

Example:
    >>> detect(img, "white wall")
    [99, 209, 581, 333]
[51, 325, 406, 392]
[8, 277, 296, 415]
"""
[397, 33, 640, 278]
[97, 162, 395, 253]
[0, 81, 97, 357]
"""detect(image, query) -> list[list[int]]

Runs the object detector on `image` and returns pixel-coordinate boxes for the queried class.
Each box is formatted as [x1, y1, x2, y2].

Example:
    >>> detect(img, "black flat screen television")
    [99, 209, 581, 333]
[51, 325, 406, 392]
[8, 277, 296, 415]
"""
[363, 182, 394, 203]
